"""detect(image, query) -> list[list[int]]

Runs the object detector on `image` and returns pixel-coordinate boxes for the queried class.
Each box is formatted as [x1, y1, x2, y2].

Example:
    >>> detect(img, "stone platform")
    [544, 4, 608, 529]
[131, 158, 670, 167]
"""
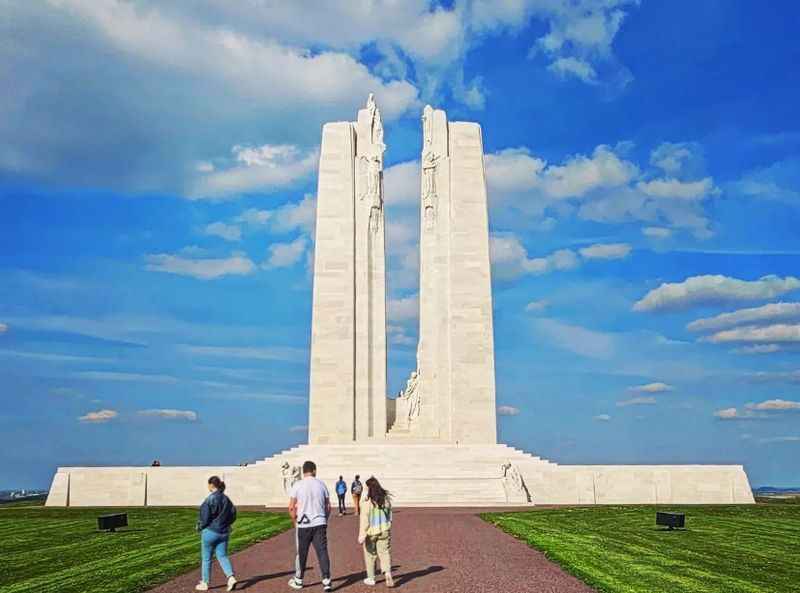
[45, 443, 754, 507]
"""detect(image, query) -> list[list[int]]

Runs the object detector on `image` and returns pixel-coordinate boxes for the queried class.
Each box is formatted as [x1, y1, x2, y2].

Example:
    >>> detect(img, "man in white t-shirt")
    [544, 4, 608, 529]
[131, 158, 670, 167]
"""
[288, 460, 332, 591]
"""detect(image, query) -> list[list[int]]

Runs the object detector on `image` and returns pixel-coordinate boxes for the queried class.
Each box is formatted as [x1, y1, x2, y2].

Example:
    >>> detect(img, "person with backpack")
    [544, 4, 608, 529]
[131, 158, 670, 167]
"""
[335, 475, 347, 516]
[358, 476, 394, 587]
[287, 460, 333, 591]
[351, 474, 363, 515]
[195, 476, 238, 591]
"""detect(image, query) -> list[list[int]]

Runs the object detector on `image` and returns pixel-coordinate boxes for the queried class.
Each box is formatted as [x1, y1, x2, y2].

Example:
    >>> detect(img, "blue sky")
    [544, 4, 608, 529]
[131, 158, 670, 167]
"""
[2, 1, 800, 489]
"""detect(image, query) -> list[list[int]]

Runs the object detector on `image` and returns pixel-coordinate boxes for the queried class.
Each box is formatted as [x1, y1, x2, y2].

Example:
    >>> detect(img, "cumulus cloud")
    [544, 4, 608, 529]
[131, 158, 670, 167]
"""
[484, 143, 719, 237]
[497, 405, 520, 416]
[634, 275, 800, 312]
[688, 302, 800, 332]
[533, 318, 615, 360]
[0, 323, 7, 333]
[264, 237, 308, 269]
[628, 382, 673, 393]
[704, 324, 800, 344]
[547, 57, 598, 84]
[714, 407, 748, 420]
[617, 396, 656, 407]
[642, 226, 672, 239]
[270, 195, 317, 235]
[145, 252, 256, 280]
[388, 294, 419, 323]
[593, 414, 611, 422]
[745, 399, 800, 411]
[204, 222, 241, 242]
[138, 408, 198, 421]
[579, 243, 631, 260]
[79, 409, 118, 423]
[490, 234, 629, 280]
[524, 300, 549, 313]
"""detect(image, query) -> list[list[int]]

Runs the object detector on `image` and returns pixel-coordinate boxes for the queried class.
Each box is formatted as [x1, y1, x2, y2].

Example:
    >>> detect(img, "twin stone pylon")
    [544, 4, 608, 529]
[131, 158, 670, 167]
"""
[308, 97, 497, 445]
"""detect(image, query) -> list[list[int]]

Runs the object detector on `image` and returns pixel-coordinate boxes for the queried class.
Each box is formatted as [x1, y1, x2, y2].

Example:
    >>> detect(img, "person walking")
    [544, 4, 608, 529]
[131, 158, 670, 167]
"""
[351, 474, 363, 515]
[195, 476, 238, 591]
[287, 461, 333, 591]
[358, 477, 394, 587]
[335, 475, 347, 516]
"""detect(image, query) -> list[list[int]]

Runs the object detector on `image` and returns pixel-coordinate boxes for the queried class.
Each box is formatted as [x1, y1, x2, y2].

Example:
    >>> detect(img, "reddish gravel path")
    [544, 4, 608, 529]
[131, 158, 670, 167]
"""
[148, 509, 595, 593]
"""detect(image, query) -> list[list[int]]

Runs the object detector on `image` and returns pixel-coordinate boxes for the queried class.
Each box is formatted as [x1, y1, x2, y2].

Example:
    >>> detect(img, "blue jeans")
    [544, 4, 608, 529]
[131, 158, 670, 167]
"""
[201, 528, 234, 583]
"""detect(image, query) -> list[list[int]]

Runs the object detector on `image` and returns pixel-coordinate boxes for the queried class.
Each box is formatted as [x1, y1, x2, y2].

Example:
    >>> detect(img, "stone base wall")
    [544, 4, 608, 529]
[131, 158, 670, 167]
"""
[46, 444, 754, 507]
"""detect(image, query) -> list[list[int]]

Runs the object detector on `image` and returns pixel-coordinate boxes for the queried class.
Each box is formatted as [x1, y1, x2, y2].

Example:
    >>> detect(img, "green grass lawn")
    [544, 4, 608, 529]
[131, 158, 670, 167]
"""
[0, 507, 292, 593]
[483, 505, 800, 593]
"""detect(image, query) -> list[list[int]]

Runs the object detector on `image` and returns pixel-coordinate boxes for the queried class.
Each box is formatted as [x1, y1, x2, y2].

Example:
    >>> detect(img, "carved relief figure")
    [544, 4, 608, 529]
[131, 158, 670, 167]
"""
[422, 104, 433, 148]
[421, 151, 440, 229]
[500, 462, 531, 503]
[281, 461, 301, 495]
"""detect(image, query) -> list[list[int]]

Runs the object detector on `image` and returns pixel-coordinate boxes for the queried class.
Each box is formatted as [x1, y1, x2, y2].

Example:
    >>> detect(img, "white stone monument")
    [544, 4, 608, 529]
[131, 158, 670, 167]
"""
[45, 97, 755, 507]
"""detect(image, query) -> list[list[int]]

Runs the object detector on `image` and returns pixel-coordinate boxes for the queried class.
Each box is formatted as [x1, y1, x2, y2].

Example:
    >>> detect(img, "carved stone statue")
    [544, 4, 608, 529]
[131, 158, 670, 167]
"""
[421, 151, 440, 229]
[500, 461, 531, 503]
[281, 461, 301, 495]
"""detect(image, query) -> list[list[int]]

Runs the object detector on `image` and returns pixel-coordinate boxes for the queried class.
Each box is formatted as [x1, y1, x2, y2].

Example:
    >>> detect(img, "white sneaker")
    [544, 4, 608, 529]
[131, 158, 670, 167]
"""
[322, 577, 332, 591]
[363, 577, 376, 586]
[195, 583, 209, 591]
[227, 575, 238, 591]
[288, 577, 304, 590]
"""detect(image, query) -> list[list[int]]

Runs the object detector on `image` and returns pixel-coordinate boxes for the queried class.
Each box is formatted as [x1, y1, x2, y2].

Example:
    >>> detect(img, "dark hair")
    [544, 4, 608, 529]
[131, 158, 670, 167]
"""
[365, 476, 390, 509]
[339, 475, 343, 480]
[355, 474, 360, 480]
[208, 475, 226, 491]
[302, 460, 316, 474]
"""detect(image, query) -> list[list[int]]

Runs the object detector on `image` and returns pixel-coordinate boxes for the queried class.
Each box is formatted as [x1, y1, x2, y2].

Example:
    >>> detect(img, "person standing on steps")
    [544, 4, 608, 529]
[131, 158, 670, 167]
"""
[288, 461, 333, 591]
[335, 475, 347, 516]
[351, 474, 363, 515]
[195, 476, 238, 591]
[358, 477, 394, 588]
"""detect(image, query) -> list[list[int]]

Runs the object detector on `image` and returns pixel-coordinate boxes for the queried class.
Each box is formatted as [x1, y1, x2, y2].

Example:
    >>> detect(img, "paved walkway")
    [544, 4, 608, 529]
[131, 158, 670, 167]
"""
[148, 509, 594, 593]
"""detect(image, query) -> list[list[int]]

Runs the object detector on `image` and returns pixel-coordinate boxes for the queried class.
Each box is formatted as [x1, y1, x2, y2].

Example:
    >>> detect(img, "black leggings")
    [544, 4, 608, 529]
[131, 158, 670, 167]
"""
[295, 525, 330, 581]
[337, 493, 346, 513]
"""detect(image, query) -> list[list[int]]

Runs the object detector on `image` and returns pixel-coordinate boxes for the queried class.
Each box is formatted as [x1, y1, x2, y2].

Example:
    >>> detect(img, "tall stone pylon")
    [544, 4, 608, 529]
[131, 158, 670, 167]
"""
[308, 95, 387, 443]
[392, 106, 498, 444]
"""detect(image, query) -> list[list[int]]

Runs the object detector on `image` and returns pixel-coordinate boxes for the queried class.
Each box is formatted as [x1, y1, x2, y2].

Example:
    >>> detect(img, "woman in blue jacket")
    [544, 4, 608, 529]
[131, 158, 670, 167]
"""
[196, 476, 238, 591]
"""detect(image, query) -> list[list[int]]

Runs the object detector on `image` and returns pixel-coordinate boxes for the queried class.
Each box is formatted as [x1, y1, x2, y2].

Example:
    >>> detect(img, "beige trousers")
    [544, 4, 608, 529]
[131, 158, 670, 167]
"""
[363, 533, 392, 580]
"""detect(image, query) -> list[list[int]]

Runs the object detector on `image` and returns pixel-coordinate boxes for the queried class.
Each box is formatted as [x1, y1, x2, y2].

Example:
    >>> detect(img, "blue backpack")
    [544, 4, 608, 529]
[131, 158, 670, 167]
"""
[336, 480, 347, 495]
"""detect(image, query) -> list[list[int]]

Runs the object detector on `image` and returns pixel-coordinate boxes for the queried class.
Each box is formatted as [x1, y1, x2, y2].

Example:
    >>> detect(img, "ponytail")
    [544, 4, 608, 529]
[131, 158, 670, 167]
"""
[208, 475, 226, 491]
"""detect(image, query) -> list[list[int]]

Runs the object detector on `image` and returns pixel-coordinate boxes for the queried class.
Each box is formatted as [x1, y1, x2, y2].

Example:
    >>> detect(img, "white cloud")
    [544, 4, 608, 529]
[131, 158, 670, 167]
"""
[270, 195, 316, 235]
[179, 344, 306, 363]
[490, 234, 579, 280]
[745, 399, 800, 411]
[264, 236, 308, 269]
[194, 145, 319, 198]
[533, 318, 615, 359]
[75, 371, 179, 384]
[497, 405, 520, 416]
[729, 156, 800, 204]
[733, 344, 782, 355]
[0, 323, 7, 333]
[145, 252, 256, 279]
[204, 222, 241, 242]
[650, 142, 700, 175]
[636, 177, 718, 200]
[0, 349, 116, 364]
[593, 414, 611, 422]
[524, 300, 549, 313]
[747, 371, 800, 384]
[704, 323, 800, 344]
[634, 275, 800, 312]
[384, 160, 421, 207]
[578, 242, 631, 260]
[235, 209, 272, 226]
[289, 424, 308, 433]
[617, 396, 656, 407]
[79, 409, 118, 423]
[547, 57, 598, 84]
[759, 436, 800, 444]
[714, 407, 744, 420]
[628, 382, 673, 393]
[642, 226, 672, 239]
[388, 325, 416, 346]
[687, 302, 800, 333]
[138, 409, 198, 421]
[388, 294, 419, 323]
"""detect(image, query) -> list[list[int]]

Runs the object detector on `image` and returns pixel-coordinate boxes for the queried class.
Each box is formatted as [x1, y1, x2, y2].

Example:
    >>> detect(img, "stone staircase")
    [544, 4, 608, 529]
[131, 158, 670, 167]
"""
[253, 443, 555, 506]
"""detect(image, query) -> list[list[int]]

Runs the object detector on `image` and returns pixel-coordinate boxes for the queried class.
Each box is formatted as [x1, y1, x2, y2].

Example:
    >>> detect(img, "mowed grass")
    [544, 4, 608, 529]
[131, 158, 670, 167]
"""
[483, 505, 800, 593]
[0, 507, 292, 593]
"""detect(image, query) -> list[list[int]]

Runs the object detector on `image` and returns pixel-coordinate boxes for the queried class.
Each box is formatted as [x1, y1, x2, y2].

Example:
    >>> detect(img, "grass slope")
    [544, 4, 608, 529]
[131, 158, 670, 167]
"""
[483, 505, 800, 593]
[0, 507, 292, 593]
